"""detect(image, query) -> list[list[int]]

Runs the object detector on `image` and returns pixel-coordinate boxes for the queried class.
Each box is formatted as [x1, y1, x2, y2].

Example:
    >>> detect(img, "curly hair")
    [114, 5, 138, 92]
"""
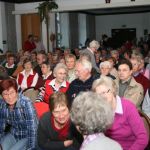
[71, 91, 114, 135]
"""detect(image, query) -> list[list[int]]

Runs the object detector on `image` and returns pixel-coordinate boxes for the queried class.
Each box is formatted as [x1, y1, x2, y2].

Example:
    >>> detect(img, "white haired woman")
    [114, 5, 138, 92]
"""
[99, 61, 116, 80]
[92, 75, 148, 150]
[36, 63, 69, 104]
[71, 91, 122, 150]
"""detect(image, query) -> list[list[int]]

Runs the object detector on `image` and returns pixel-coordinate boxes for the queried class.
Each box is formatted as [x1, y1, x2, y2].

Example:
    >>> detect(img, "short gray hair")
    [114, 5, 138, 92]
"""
[99, 61, 112, 69]
[71, 91, 114, 135]
[92, 75, 117, 96]
[53, 63, 68, 76]
[89, 40, 100, 50]
[76, 59, 92, 72]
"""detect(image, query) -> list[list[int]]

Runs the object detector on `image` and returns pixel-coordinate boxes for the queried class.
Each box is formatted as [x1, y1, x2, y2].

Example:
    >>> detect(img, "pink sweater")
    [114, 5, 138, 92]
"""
[106, 97, 148, 150]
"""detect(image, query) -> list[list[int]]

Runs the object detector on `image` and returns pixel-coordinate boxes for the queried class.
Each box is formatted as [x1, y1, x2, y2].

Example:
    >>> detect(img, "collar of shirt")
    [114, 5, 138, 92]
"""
[21, 69, 34, 76]
[42, 71, 52, 80]
[49, 78, 67, 91]
[120, 77, 131, 84]
[115, 95, 123, 114]
[87, 47, 94, 54]
[133, 71, 140, 77]
[5, 63, 15, 68]
[80, 133, 104, 150]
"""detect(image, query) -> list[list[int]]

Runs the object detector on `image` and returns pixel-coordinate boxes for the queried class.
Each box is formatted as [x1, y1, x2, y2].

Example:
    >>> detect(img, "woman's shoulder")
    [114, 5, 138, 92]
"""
[84, 135, 122, 150]
[120, 97, 138, 114]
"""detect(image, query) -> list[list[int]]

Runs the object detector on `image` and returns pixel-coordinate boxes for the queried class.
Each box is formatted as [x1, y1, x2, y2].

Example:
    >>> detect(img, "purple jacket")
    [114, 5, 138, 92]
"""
[106, 97, 148, 150]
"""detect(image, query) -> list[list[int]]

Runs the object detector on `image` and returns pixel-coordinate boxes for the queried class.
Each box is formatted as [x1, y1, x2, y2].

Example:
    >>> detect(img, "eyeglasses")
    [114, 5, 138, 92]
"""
[2, 91, 16, 97]
[99, 89, 110, 95]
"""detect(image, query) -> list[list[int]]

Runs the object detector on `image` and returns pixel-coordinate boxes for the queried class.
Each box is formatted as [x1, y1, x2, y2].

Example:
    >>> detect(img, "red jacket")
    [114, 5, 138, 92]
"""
[24, 40, 36, 52]
[43, 79, 70, 103]
[17, 71, 37, 88]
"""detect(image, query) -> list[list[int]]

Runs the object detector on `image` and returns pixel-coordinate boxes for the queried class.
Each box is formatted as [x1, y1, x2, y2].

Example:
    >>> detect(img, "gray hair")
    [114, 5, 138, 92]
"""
[99, 61, 112, 69]
[71, 91, 114, 135]
[92, 75, 117, 96]
[89, 40, 100, 50]
[76, 59, 92, 72]
[79, 53, 91, 62]
[53, 63, 68, 76]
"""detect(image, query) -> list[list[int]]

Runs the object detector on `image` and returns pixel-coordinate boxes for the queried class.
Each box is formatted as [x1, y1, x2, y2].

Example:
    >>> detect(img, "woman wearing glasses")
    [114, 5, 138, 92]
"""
[0, 79, 38, 150]
[92, 75, 148, 150]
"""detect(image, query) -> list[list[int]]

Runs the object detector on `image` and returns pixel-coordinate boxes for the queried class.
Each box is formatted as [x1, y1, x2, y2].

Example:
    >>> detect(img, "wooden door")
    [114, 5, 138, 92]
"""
[21, 13, 41, 48]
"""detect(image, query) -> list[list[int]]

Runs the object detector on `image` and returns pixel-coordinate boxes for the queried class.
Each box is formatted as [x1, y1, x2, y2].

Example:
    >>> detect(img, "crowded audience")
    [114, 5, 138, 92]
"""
[0, 34, 150, 150]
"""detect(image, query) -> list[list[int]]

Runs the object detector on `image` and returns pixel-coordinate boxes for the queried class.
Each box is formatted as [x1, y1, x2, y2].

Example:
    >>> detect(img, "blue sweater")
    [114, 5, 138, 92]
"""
[67, 76, 97, 104]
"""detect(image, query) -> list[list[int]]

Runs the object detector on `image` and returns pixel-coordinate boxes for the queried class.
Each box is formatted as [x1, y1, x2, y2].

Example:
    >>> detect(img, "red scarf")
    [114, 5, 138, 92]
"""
[51, 115, 70, 140]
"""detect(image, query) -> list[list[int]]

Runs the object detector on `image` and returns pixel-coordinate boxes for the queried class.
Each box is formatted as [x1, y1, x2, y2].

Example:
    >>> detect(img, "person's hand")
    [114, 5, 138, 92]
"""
[64, 140, 73, 147]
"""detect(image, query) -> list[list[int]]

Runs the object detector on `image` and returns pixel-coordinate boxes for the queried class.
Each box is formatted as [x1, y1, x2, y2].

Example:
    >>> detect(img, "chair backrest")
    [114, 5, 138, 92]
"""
[22, 87, 39, 102]
[139, 111, 150, 149]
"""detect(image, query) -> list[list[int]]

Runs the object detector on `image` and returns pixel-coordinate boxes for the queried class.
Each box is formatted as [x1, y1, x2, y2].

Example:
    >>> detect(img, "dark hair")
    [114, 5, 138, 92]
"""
[23, 58, 32, 68]
[107, 56, 116, 64]
[41, 61, 51, 67]
[31, 51, 37, 55]
[117, 59, 133, 70]
[7, 53, 15, 59]
[0, 79, 18, 94]
[49, 92, 69, 112]
[28, 34, 33, 39]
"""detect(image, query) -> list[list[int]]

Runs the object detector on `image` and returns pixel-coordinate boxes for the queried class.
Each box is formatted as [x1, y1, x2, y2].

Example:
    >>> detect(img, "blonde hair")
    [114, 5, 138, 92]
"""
[92, 75, 117, 96]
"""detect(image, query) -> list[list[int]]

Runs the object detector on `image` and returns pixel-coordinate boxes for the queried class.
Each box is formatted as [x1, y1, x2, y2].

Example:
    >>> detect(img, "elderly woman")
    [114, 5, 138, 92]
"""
[71, 91, 122, 150]
[36, 63, 69, 104]
[17, 58, 38, 91]
[92, 75, 148, 150]
[37, 92, 82, 150]
[99, 61, 116, 80]
[0, 79, 38, 150]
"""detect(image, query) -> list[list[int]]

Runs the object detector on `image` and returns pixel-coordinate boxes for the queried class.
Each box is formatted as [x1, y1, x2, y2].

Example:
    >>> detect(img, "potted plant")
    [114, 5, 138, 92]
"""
[37, 0, 58, 52]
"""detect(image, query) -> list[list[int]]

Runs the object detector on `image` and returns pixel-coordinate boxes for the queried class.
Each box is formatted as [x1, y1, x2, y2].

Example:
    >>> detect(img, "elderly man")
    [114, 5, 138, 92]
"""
[115, 59, 144, 109]
[130, 55, 150, 95]
[67, 59, 97, 104]
[80, 40, 100, 72]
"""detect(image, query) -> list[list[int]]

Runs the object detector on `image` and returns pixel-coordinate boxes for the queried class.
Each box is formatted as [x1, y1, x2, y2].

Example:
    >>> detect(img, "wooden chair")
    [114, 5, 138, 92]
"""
[138, 110, 150, 150]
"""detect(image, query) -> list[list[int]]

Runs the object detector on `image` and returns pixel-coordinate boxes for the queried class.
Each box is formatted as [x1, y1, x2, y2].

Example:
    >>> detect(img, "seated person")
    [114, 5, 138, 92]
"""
[35, 61, 53, 90]
[142, 88, 150, 118]
[3, 53, 17, 76]
[115, 59, 144, 108]
[107, 57, 118, 79]
[92, 76, 148, 150]
[34, 52, 47, 77]
[130, 56, 150, 95]
[99, 61, 116, 80]
[17, 58, 38, 91]
[0, 79, 38, 150]
[36, 63, 69, 104]
[71, 91, 122, 150]
[37, 92, 82, 150]
[65, 54, 77, 83]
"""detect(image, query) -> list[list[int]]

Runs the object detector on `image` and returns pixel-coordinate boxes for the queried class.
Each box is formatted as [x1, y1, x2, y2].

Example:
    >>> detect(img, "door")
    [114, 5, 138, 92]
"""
[112, 28, 136, 48]
[21, 13, 41, 48]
